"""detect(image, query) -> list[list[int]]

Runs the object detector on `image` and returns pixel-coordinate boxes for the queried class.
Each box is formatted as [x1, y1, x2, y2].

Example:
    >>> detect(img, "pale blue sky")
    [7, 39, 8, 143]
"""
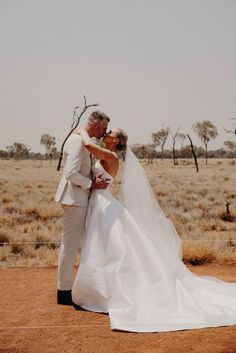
[0, 0, 235, 152]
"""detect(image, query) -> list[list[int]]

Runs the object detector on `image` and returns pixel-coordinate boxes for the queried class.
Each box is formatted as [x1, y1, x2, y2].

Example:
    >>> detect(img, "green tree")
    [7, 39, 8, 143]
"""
[192, 120, 218, 165]
[131, 144, 155, 160]
[224, 140, 236, 158]
[6, 143, 30, 160]
[40, 134, 56, 162]
[152, 127, 170, 161]
[0, 150, 9, 159]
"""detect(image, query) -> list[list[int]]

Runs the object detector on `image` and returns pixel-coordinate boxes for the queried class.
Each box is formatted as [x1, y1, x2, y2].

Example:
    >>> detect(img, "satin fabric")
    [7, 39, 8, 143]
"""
[72, 162, 236, 332]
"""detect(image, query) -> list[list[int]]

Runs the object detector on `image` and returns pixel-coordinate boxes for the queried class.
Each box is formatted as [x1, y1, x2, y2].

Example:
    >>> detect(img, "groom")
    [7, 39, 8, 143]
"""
[55, 111, 110, 305]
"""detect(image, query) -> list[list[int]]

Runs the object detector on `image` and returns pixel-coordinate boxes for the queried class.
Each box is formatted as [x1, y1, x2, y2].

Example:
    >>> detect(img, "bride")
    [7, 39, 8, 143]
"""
[72, 127, 236, 332]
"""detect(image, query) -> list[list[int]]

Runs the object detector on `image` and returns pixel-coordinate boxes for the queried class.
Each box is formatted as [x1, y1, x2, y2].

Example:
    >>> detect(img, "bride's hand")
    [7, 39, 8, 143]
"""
[75, 127, 92, 146]
[92, 173, 109, 190]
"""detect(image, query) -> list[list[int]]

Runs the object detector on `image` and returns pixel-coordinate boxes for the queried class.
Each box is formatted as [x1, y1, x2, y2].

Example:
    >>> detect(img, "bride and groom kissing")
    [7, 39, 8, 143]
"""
[55, 111, 236, 333]
[55, 111, 126, 301]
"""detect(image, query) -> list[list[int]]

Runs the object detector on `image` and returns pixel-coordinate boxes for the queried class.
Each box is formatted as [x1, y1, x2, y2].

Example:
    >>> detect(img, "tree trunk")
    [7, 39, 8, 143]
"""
[172, 139, 176, 165]
[187, 135, 199, 173]
[205, 143, 208, 165]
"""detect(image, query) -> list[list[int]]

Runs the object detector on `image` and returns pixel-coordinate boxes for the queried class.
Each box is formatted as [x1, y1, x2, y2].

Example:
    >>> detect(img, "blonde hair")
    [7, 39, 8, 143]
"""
[115, 129, 128, 151]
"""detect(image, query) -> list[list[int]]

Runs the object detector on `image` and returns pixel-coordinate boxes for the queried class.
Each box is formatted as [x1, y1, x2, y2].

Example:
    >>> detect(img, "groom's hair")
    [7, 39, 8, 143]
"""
[88, 111, 110, 123]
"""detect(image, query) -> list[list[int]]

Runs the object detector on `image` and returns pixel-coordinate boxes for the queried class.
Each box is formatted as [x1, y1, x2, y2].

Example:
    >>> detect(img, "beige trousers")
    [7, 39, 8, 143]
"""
[57, 204, 87, 290]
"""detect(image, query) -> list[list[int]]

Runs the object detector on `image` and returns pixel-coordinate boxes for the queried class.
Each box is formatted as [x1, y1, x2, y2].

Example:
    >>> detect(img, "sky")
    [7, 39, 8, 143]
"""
[0, 0, 235, 152]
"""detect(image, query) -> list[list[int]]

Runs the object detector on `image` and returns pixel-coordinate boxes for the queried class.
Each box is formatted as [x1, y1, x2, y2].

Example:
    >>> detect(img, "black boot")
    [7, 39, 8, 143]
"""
[57, 289, 73, 305]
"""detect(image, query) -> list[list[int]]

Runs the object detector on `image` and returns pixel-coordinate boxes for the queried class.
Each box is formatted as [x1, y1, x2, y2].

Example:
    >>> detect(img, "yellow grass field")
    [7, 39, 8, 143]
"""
[0, 158, 236, 266]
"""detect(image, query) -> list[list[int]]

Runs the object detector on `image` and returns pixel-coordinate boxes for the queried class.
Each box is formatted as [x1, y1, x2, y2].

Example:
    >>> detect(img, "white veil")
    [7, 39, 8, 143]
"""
[119, 147, 182, 261]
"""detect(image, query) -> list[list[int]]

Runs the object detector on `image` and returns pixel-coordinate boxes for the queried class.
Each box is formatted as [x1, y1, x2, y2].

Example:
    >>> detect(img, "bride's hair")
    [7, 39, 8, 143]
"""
[115, 129, 128, 151]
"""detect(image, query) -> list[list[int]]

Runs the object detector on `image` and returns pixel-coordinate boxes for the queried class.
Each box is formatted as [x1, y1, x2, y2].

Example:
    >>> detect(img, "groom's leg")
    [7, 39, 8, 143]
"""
[57, 205, 87, 291]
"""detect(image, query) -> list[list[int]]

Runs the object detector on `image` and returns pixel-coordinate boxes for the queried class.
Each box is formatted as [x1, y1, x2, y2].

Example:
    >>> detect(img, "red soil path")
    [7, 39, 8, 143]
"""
[0, 265, 236, 353]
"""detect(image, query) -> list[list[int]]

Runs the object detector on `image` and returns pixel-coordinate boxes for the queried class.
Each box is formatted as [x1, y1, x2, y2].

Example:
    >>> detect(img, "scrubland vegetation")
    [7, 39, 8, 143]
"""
[0, 158, 235, 266]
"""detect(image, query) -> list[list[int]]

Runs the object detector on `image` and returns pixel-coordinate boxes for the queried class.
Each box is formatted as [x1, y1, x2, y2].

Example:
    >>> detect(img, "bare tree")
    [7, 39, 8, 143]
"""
[170, 127, 181, 165]
[187, 135, 199, 173]
[176, 132, 186, 161]
[177, 132, 186, 150]
[192, 120, 218, 165]
[152, 127, 170, 161]
[57, 96, 98, 171]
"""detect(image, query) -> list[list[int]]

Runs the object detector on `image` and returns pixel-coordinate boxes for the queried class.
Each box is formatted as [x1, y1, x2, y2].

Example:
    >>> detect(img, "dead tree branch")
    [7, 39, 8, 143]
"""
[187, 134, 199, 173]
[224, 127, 236, 135]
[57, 96, 98, 171]
[70, 106, 79, 130]
[224, 118, 236, 135]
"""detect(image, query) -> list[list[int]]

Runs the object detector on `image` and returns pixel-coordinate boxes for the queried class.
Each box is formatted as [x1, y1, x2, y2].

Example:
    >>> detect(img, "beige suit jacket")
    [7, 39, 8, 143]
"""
[55, 134, 92, 206]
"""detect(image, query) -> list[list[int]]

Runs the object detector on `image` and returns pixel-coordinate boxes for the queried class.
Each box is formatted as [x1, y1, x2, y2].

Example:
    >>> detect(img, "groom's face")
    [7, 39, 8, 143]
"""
[93, 120, 109, 139]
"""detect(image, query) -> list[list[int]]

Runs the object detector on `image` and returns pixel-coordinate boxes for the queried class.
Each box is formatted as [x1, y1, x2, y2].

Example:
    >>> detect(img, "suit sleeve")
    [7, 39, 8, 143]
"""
[64, 137, 92, 190]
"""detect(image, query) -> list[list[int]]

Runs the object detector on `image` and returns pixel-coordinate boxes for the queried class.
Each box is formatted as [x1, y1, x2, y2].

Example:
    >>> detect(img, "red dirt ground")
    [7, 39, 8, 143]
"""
[0, 264, 236, 353]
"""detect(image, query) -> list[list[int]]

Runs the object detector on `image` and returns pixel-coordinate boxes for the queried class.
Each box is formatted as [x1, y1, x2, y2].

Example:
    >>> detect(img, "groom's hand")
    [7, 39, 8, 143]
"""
[92, 173, 109, 189]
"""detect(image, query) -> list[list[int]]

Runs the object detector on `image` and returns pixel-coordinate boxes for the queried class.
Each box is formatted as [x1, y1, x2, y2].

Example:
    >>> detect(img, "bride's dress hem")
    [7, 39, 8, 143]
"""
[73, 302, 236, 332]
[110, 321, 236, 333]
[77, 305, 108, 314]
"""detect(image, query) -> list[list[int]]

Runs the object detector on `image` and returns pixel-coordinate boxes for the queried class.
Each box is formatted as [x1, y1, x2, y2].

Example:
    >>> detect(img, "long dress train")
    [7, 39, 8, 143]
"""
[72, 159, 236, 332]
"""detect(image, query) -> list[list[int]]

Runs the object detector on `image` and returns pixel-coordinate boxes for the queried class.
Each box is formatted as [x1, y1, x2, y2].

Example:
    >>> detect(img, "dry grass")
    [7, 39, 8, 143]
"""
[0, 158, 236, 266]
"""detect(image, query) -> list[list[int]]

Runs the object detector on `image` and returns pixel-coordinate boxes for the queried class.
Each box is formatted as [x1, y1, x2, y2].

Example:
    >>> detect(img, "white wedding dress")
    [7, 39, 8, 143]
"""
[72, 149, 236, 332]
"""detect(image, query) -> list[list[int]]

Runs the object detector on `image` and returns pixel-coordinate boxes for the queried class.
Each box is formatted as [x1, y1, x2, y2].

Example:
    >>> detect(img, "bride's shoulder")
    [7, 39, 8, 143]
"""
[112, 151, 119, 161]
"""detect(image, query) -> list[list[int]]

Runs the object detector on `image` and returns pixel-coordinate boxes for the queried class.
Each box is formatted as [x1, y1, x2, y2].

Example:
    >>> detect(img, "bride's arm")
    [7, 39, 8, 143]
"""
[75, 128, 118, 163]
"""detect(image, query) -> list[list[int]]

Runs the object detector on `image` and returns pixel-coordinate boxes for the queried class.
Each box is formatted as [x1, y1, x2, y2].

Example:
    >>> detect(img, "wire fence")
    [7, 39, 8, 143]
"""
[0, 241, 61, 245]
[0, 240, 236, 246]
[0, 239, 235, 267]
